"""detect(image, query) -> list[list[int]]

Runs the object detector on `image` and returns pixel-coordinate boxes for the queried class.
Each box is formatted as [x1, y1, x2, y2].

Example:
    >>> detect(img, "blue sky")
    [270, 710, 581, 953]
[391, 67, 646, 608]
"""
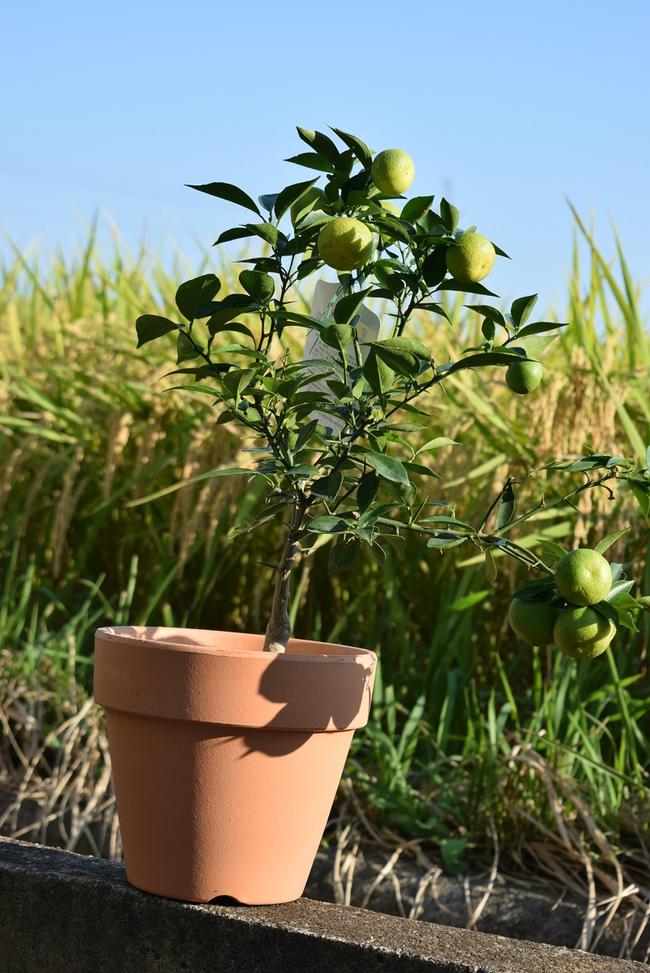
[2, 0, 649, 312]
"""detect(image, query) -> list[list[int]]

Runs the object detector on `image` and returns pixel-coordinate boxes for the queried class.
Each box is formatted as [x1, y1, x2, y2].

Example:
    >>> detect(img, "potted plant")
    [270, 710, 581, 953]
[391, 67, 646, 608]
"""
[94, 126, 649, 905]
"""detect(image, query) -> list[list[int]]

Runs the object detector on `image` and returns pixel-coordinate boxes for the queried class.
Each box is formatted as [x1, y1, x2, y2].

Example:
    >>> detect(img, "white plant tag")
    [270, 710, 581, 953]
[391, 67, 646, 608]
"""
[302, 280, 380, 434]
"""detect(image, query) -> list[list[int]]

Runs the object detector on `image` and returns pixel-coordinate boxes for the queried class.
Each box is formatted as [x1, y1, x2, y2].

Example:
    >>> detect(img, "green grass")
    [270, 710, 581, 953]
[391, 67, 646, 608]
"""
[0, 217, 649, 903]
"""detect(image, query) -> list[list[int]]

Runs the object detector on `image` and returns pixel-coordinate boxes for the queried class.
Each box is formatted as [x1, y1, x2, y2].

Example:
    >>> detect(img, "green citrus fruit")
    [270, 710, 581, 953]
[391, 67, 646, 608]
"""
[290, 186, 325, 226]
[506, 360, 544, 394]
[555, 549, 612, 606]
[508, 597, 559, 646]
[445, 232, 496, 283]
[553, 606, 616, 660]
[318, 217, 374, 271]
[371, 149, 415, 195]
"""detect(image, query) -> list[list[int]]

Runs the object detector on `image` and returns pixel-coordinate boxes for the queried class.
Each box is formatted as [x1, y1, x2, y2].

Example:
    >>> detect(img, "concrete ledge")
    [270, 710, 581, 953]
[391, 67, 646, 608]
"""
[0, 838, 643, 972]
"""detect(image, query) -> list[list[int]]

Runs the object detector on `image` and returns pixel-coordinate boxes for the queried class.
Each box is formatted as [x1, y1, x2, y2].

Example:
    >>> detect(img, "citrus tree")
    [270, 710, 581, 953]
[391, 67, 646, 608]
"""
[135, 126, 650, 656]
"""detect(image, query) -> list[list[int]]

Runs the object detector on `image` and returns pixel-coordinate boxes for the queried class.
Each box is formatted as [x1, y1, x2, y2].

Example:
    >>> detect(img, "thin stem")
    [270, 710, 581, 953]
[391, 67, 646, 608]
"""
[501, 472, 618, 534]
[374, 516, 555, 576]
[263, 495, 307, 653]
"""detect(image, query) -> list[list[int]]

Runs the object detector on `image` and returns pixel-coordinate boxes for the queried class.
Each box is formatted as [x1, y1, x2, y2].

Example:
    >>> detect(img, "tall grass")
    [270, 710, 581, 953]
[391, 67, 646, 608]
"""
[0, 218, 649, 951]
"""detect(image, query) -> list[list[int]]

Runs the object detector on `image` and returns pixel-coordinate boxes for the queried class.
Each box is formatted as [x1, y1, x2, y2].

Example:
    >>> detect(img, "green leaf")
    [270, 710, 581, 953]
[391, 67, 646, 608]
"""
[370, 215, 412, 244]
[416, 437, 460, 455]
[357, 472, 379, 511]
[321, 323, 355, 349]
[333, 288, 373, 324]
[285, 152, 335, 173]
[495, 481, 516, 531]
[297, 257, 323, 279]
[403, 461, 440, 479]
[176, 331, 200, 364]
[466, 305, 508, 330]
[209, 321, 255, 340]
[419, 515, 473, 530]
[482, 320, 496, 341]
[221, 367, 257, 400]
[438, 280, 499, 297]
[512, 578, 557, 601]
[417, 301, 453, 324]
[274, 178, 320, 220]
[426, 535, 467, 550]
[275, 310, 324, 331]
[296, 127, 340, 162]
[294, 419, 319, 451]
[363, 349, 395, 393]
[164, 364, 229, 379]
[422, 246, 447, 288]
[591, 600, 619, 626]
[630, 482, 650, 519]
[373, 346, 417, 375]
[605, 579, 636, 605]
[216, 409, 238, 424]
[511, 294, 538, 327]
[365, 452, 410, 486]
[213, 226, 255, 246]
[485, 550, 498, 583]
[258, 193, 278, 213]
[175, 274, 221, 321]
[126, 467, 255, 507]
[239, 270, 275, 303]
[443, 351, 528, 376]
[536, 539, 567, 565]
[245, 222, 279, 246]
[400, 196, 434, 223]
[327, 379, 352, 398]
[287, 464, 320, 479]
[330, 127, 373, 165]
[595, 528, 630, 554]
[187, 181, 261, 215]
[440, 198, 459, 233]
[374, 336, 430, 359]
[311, 470, 343, 499]
[513, 333, 559, 358]
[372, 337, 430, 377]
[514, 320, 569, 339]
[308, 515, 349, 533]
[329, 538, 358, 573]
[136, 314, 179, 347]
[206, 294, 257, 328]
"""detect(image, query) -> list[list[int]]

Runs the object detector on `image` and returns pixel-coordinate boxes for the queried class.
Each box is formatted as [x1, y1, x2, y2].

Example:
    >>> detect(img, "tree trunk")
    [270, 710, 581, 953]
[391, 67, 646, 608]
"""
[263, 500, 304, 653]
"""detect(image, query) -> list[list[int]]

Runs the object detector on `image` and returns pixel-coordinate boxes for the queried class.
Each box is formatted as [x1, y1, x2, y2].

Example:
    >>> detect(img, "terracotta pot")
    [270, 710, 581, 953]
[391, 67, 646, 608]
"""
[93, 626, 376, 904]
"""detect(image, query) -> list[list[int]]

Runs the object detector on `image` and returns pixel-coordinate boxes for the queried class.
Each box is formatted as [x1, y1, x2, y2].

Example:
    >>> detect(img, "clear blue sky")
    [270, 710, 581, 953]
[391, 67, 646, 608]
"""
[3, 0, 649, 312]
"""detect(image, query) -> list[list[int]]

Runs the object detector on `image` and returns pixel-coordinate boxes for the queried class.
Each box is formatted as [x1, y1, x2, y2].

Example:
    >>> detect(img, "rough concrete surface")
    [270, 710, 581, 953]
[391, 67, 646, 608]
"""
[0, 837, 644, 973]
[306, 846, 650, 960]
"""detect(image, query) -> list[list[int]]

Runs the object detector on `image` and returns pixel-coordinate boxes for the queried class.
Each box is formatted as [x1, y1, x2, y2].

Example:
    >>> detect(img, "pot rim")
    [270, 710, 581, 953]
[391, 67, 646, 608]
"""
[94, 626, 377, 731]
[95, 626, 376, 664]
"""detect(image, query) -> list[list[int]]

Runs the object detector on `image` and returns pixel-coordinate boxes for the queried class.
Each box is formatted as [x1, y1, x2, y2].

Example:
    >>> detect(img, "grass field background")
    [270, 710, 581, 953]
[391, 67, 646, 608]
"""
[0, 214, 648, 945]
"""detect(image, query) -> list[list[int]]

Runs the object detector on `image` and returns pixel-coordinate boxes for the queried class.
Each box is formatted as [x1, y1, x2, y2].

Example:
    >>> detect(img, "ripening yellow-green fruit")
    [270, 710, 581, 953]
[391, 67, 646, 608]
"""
[508, 597, 559, 646]
[553, 606, 616, 660]
[445, 232, 496, 283]
[555, 549, 612, 606]
[505, 360, 544, 395]
[371, 149, 415, 195]
[317, 217, 374, 271]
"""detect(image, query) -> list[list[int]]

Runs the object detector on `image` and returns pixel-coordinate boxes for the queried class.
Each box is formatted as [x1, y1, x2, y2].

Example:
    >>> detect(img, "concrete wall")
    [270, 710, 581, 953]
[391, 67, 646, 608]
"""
[0, 838, 644, 973]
